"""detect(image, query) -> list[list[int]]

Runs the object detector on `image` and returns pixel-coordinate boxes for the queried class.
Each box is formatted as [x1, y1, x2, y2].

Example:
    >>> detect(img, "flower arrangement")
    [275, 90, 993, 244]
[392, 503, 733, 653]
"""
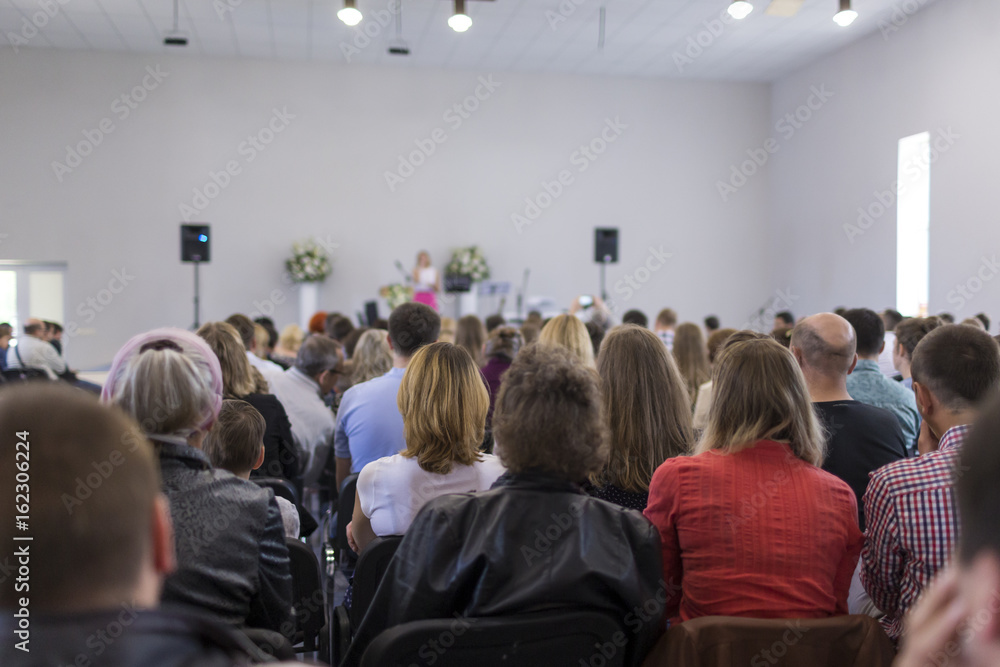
[380, 283, 413, 310]
[285, 239, 331, 283]
[446, 246, 491, 281]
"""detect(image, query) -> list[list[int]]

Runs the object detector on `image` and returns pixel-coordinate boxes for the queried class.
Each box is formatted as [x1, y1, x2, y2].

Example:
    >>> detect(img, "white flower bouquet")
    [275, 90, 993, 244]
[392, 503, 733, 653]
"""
[446, 246, 491, 281]
[285, 239, 331, 283]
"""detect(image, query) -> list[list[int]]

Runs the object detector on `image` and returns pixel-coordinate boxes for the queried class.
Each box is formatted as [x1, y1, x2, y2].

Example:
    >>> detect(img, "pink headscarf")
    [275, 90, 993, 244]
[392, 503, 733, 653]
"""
[101, 327, 223, 433]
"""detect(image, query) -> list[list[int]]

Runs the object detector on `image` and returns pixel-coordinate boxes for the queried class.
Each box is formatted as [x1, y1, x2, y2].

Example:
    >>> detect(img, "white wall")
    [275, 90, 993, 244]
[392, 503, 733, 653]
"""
[0, 48, 772, 368]
[769, 0, 1000, 322]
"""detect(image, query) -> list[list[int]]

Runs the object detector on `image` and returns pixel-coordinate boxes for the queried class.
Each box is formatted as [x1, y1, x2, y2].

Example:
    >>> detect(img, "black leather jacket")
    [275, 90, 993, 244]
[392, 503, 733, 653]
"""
[157, 440, 293, 634]
[345, 471, 665, 666]
[0, 606, 270, 667]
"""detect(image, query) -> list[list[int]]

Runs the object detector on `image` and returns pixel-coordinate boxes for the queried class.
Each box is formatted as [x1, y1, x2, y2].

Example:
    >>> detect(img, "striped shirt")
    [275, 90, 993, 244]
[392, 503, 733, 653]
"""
[860, 424, 969, 642]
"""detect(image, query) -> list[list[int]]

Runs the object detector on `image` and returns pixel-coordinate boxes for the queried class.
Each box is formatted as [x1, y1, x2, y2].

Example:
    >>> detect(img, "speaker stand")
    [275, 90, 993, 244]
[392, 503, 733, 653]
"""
[192, 260, 201, 330]
[599, 256, 610, 302]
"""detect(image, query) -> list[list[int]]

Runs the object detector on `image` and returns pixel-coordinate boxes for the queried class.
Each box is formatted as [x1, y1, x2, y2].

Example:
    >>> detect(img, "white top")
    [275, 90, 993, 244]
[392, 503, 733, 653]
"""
[358, 453, 506, 537]
[268, 367, 335, 478]
[247, 350, 285, 389]
[692, 380, 713, 431]
[6, 335, 67, 379]
[274, 496, 300, 540]
[415, 266, 438, 292]
[878, 331, 898, 377]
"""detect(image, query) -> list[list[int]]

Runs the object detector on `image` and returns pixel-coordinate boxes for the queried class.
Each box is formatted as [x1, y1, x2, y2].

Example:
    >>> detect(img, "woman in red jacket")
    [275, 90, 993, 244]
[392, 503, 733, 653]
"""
[644, 333, 862, 623]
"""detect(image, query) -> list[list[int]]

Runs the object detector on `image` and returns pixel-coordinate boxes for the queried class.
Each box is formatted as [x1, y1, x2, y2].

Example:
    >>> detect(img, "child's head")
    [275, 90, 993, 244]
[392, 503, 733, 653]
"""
[203, 399, 265, 477]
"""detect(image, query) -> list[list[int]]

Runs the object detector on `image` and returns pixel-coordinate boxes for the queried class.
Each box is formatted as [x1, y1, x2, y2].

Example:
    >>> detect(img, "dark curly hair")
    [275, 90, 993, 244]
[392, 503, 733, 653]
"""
[493, 343, 609, 482]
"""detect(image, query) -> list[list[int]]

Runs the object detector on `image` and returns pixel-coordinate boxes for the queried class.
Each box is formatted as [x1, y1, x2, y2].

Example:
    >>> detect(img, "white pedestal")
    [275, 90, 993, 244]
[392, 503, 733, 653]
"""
[458, 288, 478, 317]
[298, 282, 319, 330]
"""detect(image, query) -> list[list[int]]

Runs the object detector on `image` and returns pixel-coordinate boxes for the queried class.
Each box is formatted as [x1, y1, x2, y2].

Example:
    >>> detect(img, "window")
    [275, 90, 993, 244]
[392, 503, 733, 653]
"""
[896, 132, 930, 317]
[0, 262, 67, 343]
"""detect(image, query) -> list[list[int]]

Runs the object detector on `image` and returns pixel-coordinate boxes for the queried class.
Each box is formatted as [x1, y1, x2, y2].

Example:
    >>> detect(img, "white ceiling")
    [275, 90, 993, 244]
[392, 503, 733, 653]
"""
[0, 0, 936, 81]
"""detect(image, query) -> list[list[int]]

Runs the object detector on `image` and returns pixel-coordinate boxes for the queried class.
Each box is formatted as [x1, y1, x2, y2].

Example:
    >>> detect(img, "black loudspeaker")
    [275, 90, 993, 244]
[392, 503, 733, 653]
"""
[594, 228, 619, 264]
[364, 301, 379, 326]
[181, 224, 211, 262]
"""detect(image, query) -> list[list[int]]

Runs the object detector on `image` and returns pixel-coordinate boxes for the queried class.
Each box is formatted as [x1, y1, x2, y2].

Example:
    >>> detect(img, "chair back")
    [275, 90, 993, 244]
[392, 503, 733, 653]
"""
[253, 476, 300, 505]
[285, 538, 325, 653]
[349, 535, 404, 630]
[361, 609, 628, 667]
[335, 473, 360, 571]
[641, 614, 895, 667]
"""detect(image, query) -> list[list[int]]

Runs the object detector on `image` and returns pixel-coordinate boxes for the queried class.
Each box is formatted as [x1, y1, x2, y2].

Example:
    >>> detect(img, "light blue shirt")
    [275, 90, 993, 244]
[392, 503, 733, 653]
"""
[334, 367, 406, 473]
[846, 359, 920, 452]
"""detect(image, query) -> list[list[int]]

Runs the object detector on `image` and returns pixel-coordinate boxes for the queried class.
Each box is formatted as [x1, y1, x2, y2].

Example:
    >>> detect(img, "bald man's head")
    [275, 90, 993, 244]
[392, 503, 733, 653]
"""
[790, 313, 857, 377]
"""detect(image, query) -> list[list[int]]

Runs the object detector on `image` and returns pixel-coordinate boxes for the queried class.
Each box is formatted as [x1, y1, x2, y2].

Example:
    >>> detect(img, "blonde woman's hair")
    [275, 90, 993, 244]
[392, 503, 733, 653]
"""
[696, 336, 826, 467]
[352, 329, 392, 385]
[538, 314, 595, 368]
[397, 342, 489, 474]
[277, 324, 304, 353]
[438, 317, 456, 344]
[594, 325, 693, 493]
[673, 322, 711, 407]
[197, 321, 257, 397]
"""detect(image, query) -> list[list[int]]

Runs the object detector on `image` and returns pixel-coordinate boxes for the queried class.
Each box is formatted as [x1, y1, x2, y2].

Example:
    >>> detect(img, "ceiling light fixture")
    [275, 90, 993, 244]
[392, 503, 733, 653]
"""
[727, 1, 753, 20]
[833, 0, 858, 26]
[338, 0, 363, 27]
[448, 0, 472, 32]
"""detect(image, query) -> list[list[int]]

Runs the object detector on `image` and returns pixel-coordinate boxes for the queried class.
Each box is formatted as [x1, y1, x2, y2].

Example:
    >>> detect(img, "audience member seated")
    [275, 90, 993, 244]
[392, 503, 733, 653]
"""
[335, 303, 440, 488]
[520, 321, 540, 345]
[455, 314, 487, 366]
[879, 309, 904, 377]
[892, 316, 942, 390]
[0, 384, 280, 667]
[205, 399, 300, 540]
[961, 316, 986, 330]
[273, 323, 304, 365]
[253, 317, 287, 370]
[585, 319, 605, 357]
[480, 326, 523, 446]
[645, 335, 862, 622]
[843, 308, 920, 452]
[587, 325, 692, 510]
[102, 328, 292, 634]
[936, 312, 955, 324]
[485, 313, 506, 332]
[45, 320, 64, 354]
[268, 333, 343, 481]
[692, 327, 737, 431]
[673, 322, 710, 411]
[438, 316, 456, 343]
[198, 321, 301, 483]
[895, 392, 1000, 667]
[326, 311, 356, 342]
[0, 322, 10, 370]
[350, 328, 392, 385]
[862, 324, 1000, 643]
[774, 310, 795, 329]
[6, 317, 66, 378]
[654, 308, 677, 351]
[308, 310, 327, 334]
[790, 313, 907, 530]
[347, 342, 505, 553]
[226, 313, 284, 389]
[341, 325, 369, 360]
[771, 325, 794, 348]
[343, 344, 665, 665]
[538, 313, 595, 367]
[703, 314, 720, 335]
[622, 309, 648, 328]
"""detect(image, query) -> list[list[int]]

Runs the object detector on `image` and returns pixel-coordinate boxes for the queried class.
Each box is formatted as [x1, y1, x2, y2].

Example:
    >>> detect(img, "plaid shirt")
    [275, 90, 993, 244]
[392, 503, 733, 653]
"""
[860, 424, 969, 641]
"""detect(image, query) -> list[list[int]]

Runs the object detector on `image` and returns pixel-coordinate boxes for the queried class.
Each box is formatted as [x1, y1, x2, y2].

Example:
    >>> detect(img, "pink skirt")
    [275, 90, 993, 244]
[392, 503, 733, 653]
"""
[413, 291, 438, 311]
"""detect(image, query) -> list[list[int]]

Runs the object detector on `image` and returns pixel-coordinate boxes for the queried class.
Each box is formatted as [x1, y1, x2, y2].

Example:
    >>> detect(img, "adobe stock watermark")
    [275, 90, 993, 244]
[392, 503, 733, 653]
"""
[672, 8, 740, 74]
[842, 126, 959, 244]
[946, 254, 1000, 311]
[339, 0, 401, 62]
[546, 0, 589, 31]
[878, 0, 932, 40]
[63, 267, 135, 339]
[717, 85, 834, 202]
[511, 117, 627, 234]
[742, 287, 800, 332]
[51, 66, 169, 182]
[6, 0, 70, 53]
[611, 246, 673, 302]
[750, 620, 809, 666]
[383, 75, 502, 192]
[179, 107, 295, 220]
[579, 578, 681, 667]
